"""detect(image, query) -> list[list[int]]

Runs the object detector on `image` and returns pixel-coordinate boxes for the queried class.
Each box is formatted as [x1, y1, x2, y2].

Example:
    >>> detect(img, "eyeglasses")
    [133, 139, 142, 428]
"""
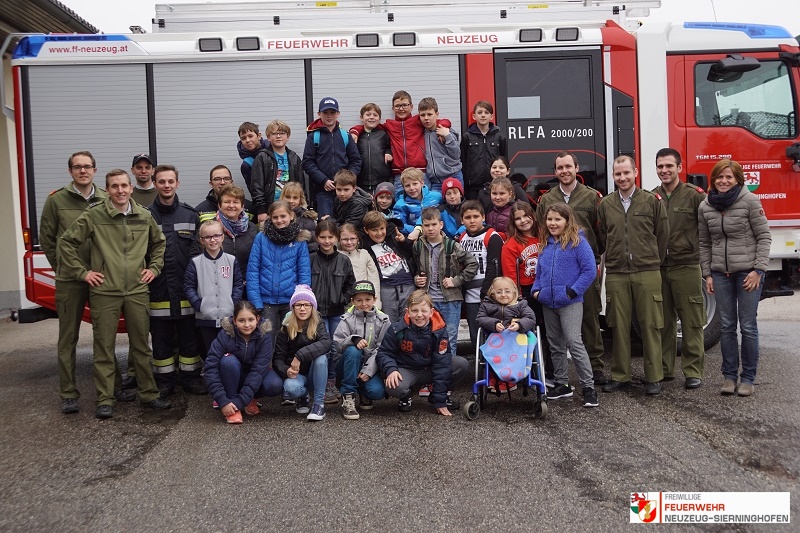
[268, 131, 288, 137]
[293, 303, 312, 309]
[340, 237, 358, 242]
[200, 234, 224, 241]
[393, 103, 410, 109]
[211, 177, 233, 184]
[71, 165, 94, 171]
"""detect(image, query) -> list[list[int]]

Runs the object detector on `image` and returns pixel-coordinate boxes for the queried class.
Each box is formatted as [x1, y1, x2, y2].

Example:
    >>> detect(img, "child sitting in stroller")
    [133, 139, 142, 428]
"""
[475, 276, 537, 393]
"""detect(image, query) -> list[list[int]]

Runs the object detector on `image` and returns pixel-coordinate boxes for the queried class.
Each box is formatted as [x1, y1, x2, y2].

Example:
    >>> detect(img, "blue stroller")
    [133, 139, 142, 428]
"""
[462, 326, 548, 420]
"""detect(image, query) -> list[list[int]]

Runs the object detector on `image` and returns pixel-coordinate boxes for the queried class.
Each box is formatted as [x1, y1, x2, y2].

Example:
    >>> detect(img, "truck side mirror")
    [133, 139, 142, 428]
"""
[707, 54, 760, 82]
[687, 173, 708, 190]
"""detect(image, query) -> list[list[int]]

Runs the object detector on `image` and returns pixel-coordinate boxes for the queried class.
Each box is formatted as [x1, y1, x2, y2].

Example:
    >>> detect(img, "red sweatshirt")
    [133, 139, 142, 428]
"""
[501, 234, 541, 288]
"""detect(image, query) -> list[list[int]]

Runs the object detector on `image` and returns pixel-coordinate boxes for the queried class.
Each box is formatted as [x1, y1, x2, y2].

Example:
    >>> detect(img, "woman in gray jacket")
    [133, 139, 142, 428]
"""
[698, 159, 771, 397]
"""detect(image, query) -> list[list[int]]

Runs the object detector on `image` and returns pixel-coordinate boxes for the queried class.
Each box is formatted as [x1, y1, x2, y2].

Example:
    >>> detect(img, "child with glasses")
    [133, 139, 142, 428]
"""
[250, 119, 305, 223]
[185, 219, 244, 361]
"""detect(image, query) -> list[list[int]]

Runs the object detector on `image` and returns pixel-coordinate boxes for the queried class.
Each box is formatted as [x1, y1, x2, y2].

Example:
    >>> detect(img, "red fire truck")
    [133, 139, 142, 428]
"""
[8, 0, 800, 346]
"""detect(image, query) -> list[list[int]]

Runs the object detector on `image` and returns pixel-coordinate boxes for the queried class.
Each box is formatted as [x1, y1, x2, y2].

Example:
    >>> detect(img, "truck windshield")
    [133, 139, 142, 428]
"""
[695, 59, 797, 139]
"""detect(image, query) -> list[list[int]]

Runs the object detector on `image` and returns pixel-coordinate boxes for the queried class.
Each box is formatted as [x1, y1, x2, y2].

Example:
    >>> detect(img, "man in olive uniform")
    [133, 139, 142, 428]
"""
[58, 169, 171, 419]
[40, 151, 108, 414]
[536, 151, 606, 384]
[598, 155, 669, 395]
[652, 148, 706, 389]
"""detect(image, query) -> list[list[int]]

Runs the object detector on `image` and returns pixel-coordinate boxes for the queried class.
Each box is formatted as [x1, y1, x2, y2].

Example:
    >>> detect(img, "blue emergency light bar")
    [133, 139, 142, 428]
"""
[684, 22, 792, 39]
[13, 35, 130, 59]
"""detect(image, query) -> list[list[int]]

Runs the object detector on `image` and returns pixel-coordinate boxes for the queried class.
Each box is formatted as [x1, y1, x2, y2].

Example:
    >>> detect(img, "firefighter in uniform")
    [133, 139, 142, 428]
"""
[40, 151, 108, 414]
[536, 151, 607, 384]
[598, 155, 669, 395]
[147, 164, 206, 396]
[652, 148, 706, 389]
[58, 169, 170, 419]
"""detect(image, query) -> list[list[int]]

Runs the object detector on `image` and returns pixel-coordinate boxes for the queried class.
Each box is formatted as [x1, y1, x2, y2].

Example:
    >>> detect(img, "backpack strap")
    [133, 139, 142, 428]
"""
[313, 129, 349, 148]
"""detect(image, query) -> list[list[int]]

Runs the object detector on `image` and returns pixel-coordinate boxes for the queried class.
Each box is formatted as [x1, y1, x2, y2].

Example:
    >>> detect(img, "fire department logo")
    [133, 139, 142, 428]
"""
[630, 493, 659, 523]
[745, 171, 760, 192]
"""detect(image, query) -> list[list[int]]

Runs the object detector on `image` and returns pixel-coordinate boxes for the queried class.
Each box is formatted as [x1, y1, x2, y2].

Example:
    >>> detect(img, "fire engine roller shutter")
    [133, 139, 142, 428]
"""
[27, 64, 149, 226]
[152, 60, 307, 207]
[310, 56, 462, 139]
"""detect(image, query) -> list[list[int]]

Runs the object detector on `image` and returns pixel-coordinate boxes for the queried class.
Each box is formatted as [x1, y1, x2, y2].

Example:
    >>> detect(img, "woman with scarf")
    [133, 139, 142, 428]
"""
[215, 185, 259, 279]
[246, 200, 313, 340]
[698, 159, 771, 397]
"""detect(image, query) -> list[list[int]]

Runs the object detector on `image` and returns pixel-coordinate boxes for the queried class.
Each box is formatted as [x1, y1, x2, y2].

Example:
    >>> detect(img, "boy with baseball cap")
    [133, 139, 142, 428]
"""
[302, 96, 362, 218]
[333, 280, 391, 419]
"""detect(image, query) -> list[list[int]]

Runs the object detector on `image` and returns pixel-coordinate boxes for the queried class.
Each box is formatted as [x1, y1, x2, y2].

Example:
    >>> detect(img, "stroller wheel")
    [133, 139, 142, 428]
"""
[533, 400, 547, 419]
[463, 401, 480, 420]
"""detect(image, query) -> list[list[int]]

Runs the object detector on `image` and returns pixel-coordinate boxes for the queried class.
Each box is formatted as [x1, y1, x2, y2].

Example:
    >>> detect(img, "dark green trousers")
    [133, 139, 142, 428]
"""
[661, 264, 705, 379]
[55, 280, 89, 399]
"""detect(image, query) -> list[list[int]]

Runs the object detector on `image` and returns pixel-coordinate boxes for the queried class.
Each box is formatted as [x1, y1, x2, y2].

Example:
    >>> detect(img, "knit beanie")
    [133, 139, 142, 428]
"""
[290, 284, 317, 310]
[442, 178, 464, 198]
[374, 182, 395, 199]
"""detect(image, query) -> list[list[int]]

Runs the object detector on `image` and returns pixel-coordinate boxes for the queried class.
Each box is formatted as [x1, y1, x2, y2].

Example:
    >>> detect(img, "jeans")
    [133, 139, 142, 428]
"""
[218, 354, 283, 401]
[433, 300, 461, 358]
[322, 315, 342, 380]
[283, 356, 328, 404]
[315, 190, 335, 218]
[713, 271, 762, 384]
[336, 345, 376, 396]
[464, 302, 480, 349]
[262, 303, 289, 348]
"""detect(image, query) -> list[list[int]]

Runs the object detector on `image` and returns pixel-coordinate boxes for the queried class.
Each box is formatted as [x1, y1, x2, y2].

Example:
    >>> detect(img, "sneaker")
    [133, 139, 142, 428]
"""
[114, 389, 137, 402]
[341, 393, 359, 420]
[61, 398, 79, 415]
[398, 396, 412, 412]
[487, 376, 497, 393]
[324, 378, 341, 404]
[720, 379, 736, 395]
[418, 384, 432, 397]
[582, 387, 599, 408]
[281, 391, 296, 406]
[295, 395, 310, 415]
[244, 399, 260, 416]
[359, 395, 374, 410]
[225, 410, 243, 424]
[212, 400, 219, 409]
[95, 404, 113, 419]
[141, 397, 172, 410]
[307, 402, 326, 421]
[546, 383, 574, 400]
[497, 380, 518, 393]
[737, 382, 754, 397]
[182, 380, 209, 395]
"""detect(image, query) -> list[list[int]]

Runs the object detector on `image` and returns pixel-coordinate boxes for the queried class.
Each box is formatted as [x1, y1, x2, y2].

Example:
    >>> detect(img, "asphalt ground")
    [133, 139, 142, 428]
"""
[1, 295, 798, 532]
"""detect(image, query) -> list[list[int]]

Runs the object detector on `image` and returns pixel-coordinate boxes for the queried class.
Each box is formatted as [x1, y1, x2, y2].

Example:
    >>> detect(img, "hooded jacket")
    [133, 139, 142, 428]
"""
[461, 122, 507, 196]
[376, 308, 452, 407]
[532, 231, 597, 309]
[392, 186, 441, 235]
[476, 297, 536, 333]
[333, 306, 392, 377]
[423, 127, 462, 184]
[204, 317, 272, 410]
[237, 137, 269, 189]
[302, 119, 362, 199]
[412, 235, 478, 302]
[58, 197, 165, 296]
[698, 186, 771, 277]
[273, 318, 331, 379]
[246, 227, 312, 307]
[39, 182, 107, 282]
[250, 146, 305, 215]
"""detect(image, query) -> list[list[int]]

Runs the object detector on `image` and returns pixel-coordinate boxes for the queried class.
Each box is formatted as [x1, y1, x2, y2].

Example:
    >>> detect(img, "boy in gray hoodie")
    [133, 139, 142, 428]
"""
[418, 97, 463, 193]
[333, 280, 392, 420]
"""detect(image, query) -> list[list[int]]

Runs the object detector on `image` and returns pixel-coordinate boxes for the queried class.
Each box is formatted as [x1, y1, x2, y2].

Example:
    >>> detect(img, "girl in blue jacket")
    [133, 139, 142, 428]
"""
[532, 203, 599, 408]
[203, 301, 283, 424]
[246, 200, 312, 338]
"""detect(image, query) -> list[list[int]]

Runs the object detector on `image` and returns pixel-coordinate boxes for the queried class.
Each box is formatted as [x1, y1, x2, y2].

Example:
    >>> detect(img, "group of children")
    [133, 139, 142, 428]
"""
[187, 90, 603, 423]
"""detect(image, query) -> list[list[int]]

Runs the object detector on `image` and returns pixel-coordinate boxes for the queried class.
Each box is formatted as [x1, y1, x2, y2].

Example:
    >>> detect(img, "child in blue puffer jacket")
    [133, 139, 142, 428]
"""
[532, 202, 598, 408]
[392, 168, 441, 238]
[246, 200, 312, 338]
[204, 301, 283, 424]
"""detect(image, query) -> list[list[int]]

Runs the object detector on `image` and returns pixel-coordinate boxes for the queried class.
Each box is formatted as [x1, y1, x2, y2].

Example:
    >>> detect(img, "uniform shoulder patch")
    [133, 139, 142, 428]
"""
[653, 192, 663, 201]
[694, 186, 705, 193]
[49, 189, 58, 195]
